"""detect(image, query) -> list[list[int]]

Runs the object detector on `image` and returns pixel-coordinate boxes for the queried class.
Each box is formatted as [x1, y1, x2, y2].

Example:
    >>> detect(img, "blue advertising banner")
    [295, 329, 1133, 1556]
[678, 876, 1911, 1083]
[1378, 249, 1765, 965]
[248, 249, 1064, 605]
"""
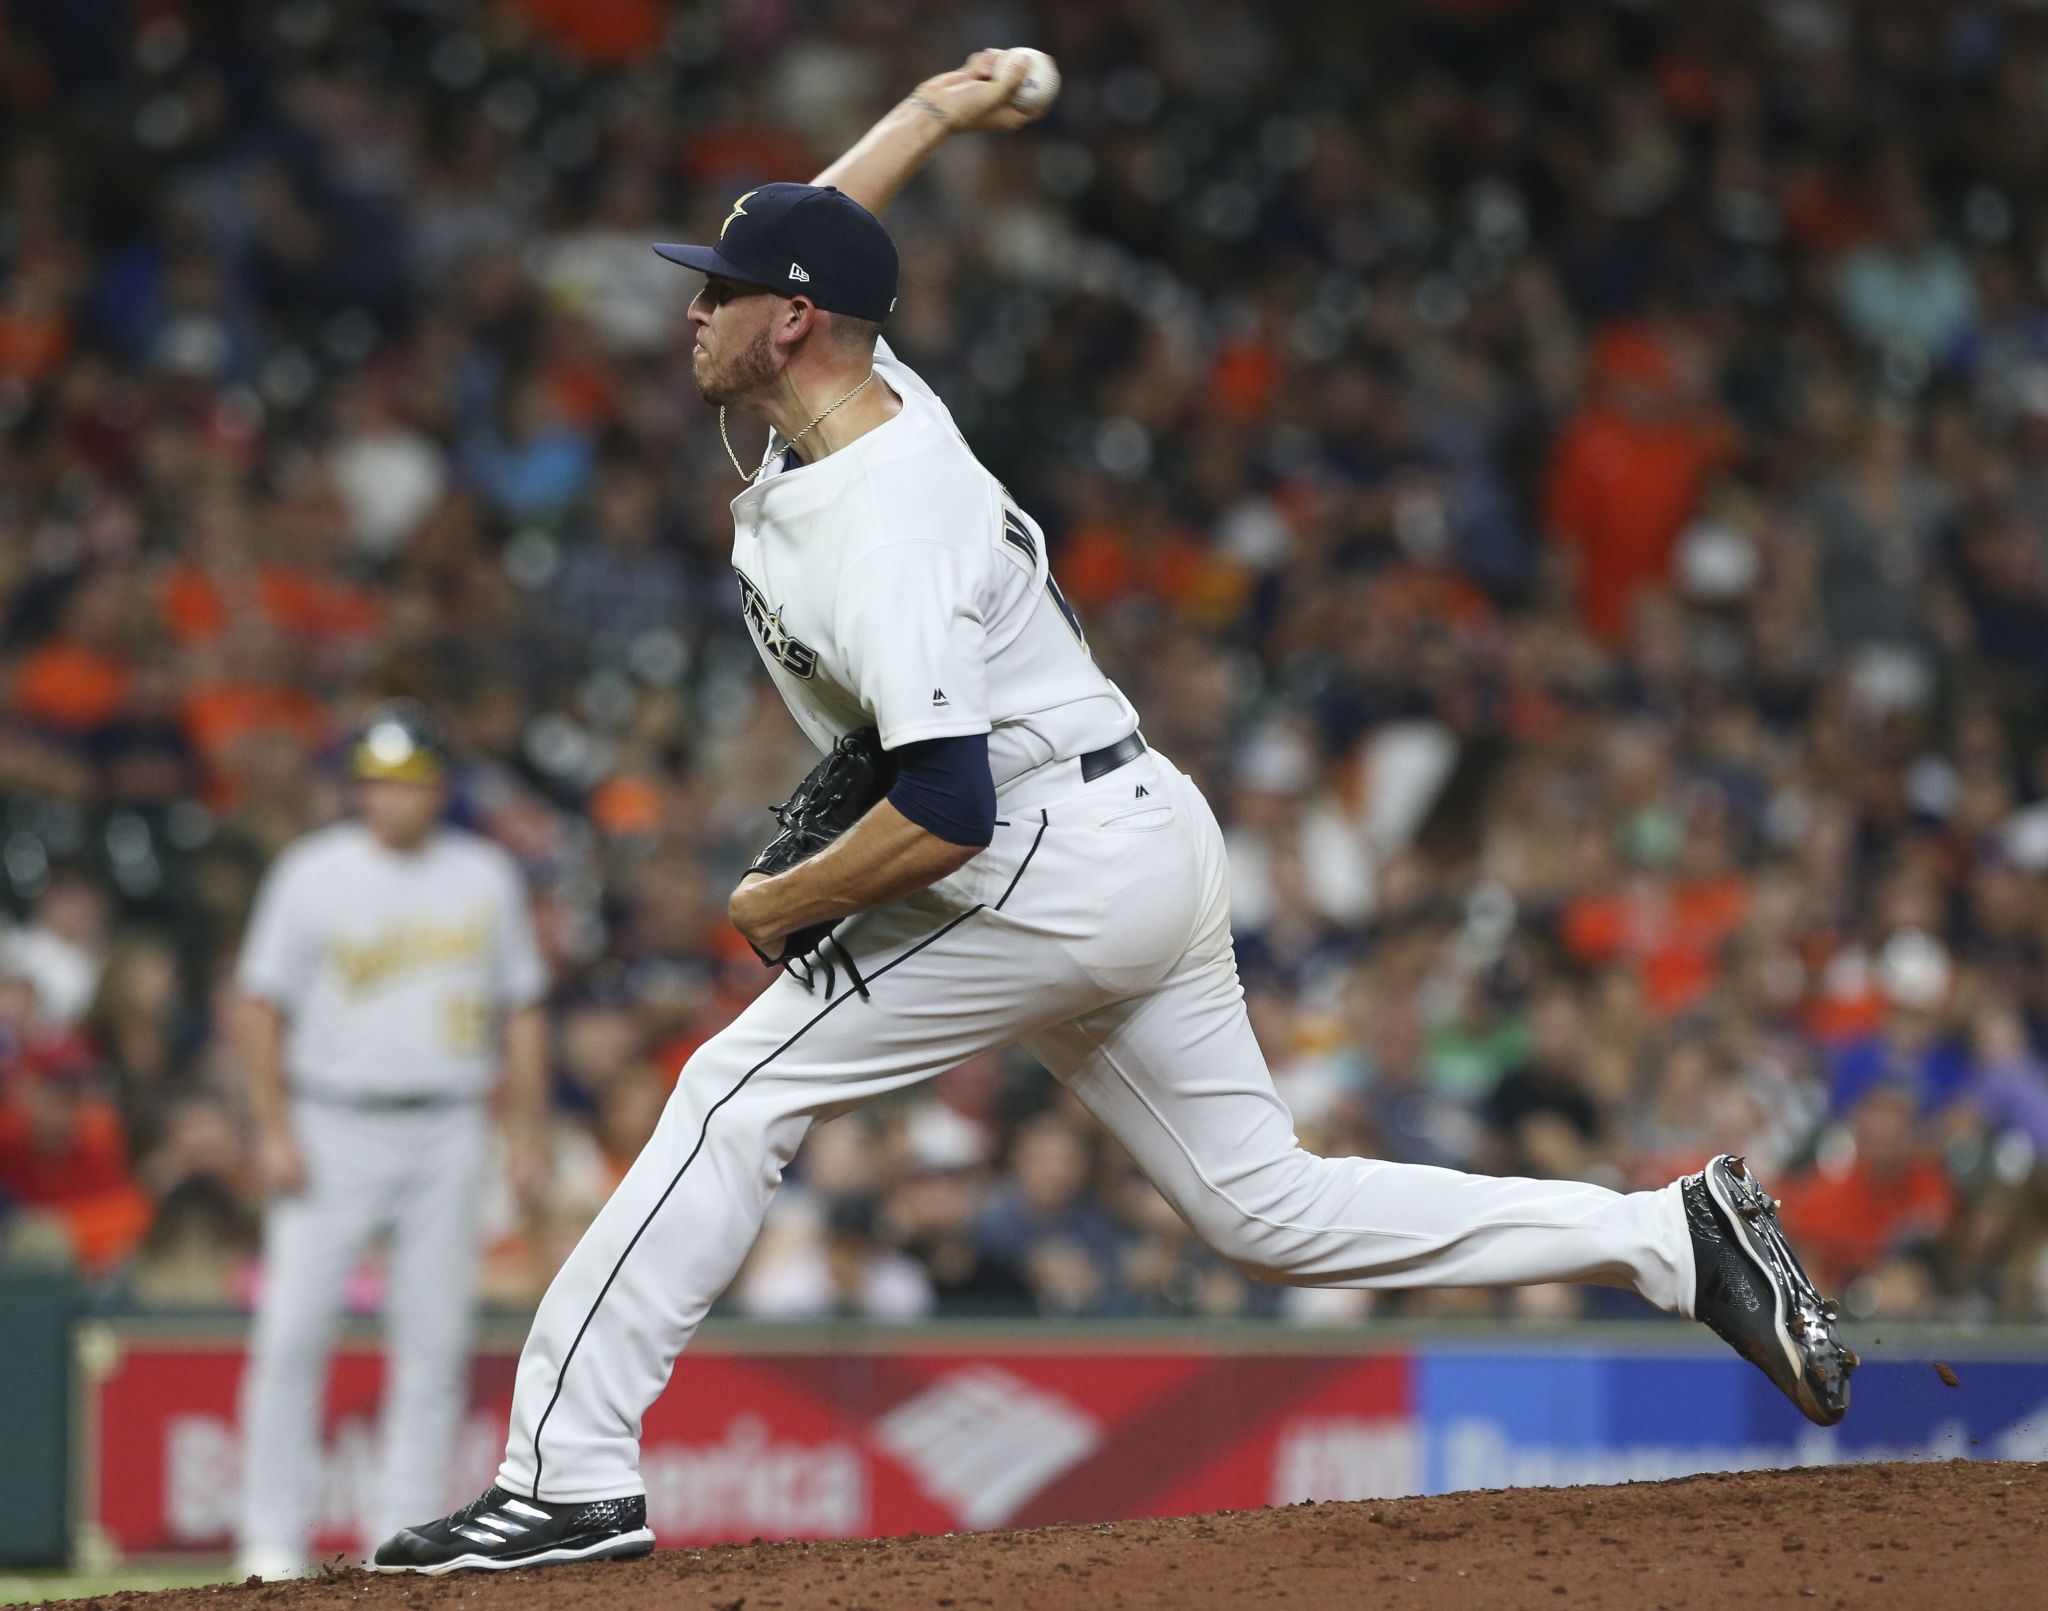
[1416, 1346, 2048, 1494]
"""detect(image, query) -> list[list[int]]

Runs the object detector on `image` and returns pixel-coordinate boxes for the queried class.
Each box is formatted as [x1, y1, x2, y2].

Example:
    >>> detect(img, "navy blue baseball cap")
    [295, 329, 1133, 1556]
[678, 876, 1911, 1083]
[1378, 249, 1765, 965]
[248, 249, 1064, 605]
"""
[654, 183, 898, 323]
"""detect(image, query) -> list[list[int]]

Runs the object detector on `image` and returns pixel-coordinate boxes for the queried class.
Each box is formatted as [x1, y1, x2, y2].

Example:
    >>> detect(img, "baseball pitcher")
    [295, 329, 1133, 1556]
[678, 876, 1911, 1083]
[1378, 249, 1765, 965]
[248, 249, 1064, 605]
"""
[374, 52, 1853, 1574]
[235, 702, 549, 1576]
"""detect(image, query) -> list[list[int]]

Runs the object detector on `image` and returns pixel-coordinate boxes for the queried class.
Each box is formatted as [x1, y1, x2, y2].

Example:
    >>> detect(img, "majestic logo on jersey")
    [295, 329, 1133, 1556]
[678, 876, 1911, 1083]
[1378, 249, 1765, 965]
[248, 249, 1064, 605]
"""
[721, 190, 757, 239]
[932, 688, 949, 707]
[735, 569, 818, 679]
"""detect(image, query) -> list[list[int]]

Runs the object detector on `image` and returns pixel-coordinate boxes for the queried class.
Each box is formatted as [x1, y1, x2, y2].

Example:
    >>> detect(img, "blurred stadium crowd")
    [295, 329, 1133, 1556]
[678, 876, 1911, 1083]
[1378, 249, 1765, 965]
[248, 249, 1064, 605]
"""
[7, 0, 2048, 1329]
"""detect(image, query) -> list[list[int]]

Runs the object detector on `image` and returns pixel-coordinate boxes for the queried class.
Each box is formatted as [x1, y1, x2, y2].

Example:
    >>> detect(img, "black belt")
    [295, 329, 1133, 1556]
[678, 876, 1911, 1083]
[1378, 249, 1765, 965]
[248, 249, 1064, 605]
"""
[295, 1087, 483, 1112]
[1078, 732, 1146, 782]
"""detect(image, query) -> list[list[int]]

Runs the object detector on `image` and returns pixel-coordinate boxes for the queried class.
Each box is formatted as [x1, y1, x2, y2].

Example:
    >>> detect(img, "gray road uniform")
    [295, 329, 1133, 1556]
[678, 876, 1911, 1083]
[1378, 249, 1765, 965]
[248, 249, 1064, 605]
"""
[237, 823, 546, 1563]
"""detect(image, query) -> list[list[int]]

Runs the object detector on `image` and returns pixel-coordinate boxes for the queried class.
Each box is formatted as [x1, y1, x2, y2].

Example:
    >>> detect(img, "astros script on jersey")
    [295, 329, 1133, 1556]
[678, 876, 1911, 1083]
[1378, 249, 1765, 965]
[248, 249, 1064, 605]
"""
[727, 339, 1137, 783]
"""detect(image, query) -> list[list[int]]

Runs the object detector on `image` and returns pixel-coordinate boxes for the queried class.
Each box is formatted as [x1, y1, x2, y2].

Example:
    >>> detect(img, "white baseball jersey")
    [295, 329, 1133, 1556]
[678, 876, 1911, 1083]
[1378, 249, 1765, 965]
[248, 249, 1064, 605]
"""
[729, 338, 1138, 783]
[486, 334, 1700, 1519]
[237, 823, 547, 1099]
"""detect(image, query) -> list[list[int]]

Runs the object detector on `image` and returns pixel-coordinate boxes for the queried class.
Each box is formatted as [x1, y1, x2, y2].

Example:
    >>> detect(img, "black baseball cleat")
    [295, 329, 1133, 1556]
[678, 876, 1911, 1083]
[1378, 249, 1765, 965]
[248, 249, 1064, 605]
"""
[370, 1486, 653, 1574]
[1683, 1153, 1856, 1426]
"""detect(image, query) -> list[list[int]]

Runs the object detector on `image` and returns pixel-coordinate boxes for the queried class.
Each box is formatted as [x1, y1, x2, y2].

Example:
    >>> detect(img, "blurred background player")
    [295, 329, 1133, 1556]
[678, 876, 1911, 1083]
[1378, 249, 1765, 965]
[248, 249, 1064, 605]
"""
[232, 702, 548, 1577]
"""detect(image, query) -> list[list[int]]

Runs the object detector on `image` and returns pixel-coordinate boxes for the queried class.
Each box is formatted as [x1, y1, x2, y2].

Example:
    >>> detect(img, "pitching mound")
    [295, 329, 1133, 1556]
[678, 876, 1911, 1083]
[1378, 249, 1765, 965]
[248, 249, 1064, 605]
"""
[57, 1461, 2046, 1611]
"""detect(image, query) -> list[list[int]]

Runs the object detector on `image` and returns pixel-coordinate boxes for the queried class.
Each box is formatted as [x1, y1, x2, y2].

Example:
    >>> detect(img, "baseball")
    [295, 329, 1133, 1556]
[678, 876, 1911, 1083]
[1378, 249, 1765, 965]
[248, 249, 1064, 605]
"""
[1000, 46, 1061, 115]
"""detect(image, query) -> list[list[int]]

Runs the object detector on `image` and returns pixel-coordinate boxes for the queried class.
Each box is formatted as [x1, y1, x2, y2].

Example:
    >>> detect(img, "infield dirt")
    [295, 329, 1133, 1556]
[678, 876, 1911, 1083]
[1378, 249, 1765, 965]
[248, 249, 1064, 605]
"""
[49, 1460, 2048, 1611]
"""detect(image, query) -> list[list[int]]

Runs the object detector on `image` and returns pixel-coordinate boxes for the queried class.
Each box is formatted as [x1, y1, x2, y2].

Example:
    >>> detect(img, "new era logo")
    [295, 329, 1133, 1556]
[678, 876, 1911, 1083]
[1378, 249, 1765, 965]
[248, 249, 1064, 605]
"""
[788, 262, 811, 282]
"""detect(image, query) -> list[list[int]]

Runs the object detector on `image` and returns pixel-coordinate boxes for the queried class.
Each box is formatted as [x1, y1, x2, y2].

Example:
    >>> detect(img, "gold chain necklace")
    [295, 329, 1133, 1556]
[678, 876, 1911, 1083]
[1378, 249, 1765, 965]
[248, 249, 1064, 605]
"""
[720, 370, 876, 484]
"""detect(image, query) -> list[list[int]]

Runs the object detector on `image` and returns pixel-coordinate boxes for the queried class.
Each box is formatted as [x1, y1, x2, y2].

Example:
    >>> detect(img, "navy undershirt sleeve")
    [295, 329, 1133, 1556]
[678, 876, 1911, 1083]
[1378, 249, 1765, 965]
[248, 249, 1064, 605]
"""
[887, 731, 997, 848]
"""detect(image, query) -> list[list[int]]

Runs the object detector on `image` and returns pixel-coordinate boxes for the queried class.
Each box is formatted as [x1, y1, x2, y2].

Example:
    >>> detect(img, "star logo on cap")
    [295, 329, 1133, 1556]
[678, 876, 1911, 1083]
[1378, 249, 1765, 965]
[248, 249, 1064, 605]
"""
[720, 190, 758, 239]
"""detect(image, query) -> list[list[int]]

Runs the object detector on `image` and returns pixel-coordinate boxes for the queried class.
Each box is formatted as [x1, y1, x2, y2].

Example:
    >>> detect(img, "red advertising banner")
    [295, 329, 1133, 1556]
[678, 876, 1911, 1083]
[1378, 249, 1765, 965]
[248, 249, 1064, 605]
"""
[80, 1335, 1415, 1561]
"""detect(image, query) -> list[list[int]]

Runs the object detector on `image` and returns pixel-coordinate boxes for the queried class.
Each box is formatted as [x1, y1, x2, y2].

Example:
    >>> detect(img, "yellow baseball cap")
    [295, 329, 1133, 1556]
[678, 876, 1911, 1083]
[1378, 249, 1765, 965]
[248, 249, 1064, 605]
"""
[350, 701, 449, 784]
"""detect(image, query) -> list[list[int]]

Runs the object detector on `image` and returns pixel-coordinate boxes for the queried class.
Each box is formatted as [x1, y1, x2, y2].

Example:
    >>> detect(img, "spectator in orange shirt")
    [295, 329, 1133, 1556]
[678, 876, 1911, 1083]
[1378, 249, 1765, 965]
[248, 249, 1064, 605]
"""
[1056, 480, 1244, 624]
[0, 240, 78, 387]
[1777, 1079, 1955, 1295]
[11, 567, 137, 735]
[1560, 864, 1751, 1020]
[158, 491, 262, 645]
[179, 617, 331, 765]
[159, 491, 384, 653]
[0, 975, 154, 1274]
[502, 0, 664, 66]
[1545, 323, 1736, 644]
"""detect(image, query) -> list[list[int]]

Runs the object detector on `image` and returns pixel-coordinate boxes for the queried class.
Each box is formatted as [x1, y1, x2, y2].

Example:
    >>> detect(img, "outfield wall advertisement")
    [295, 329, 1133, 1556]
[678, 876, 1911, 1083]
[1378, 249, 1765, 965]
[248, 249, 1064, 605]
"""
[74, 1332, 2048, 1562]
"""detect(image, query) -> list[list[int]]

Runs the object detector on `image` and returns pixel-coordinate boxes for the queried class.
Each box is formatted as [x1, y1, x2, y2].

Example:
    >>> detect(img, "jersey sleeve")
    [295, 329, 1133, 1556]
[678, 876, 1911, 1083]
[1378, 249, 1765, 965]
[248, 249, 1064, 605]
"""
[887, 731, 996, 847]
[488, 853, 549, 1007]
[236, 852, 317, 1007]
[836, 538, 992, 749]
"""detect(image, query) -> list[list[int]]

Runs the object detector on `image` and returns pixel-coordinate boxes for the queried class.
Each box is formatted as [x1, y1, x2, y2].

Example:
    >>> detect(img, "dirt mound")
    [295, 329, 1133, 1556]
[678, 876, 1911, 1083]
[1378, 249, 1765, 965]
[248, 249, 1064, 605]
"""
[55, 1461, 2046, 1611]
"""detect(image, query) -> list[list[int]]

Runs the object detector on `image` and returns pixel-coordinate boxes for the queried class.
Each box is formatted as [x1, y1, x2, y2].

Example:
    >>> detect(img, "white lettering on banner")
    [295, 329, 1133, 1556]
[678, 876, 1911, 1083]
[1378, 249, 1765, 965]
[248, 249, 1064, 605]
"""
[166, 1416, 239, 1539]
[874, 1367, 1100, 1529]
[640, 1416, 864, 1539]
[1996, 1398, 2048, 1460]
[1269, 1418, 1420, 1505]
[1440, 1417, 1976, 1492]
[162, 1411, 508, 1548]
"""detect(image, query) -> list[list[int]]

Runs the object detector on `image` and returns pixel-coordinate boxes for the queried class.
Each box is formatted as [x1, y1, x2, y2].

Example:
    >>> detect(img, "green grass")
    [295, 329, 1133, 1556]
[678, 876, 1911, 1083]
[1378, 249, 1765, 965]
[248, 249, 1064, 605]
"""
[0, 1569, 234, 1606]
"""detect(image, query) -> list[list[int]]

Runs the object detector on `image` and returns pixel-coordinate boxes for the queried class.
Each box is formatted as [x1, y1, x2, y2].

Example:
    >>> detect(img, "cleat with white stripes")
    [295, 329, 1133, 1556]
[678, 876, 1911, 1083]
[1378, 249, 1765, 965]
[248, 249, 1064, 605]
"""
[1683, 1153, 1856, 1427]
[370, 1486, 653, 1573]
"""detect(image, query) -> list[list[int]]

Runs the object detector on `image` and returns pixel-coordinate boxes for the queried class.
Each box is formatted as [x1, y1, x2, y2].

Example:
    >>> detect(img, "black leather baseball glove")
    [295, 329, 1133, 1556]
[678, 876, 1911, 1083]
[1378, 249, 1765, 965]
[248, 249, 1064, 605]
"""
[745, 727, 898, 967]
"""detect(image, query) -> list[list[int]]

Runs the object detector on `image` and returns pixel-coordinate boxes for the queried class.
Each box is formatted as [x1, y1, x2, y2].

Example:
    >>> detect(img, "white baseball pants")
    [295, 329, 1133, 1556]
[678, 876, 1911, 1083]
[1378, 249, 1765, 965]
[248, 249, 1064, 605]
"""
[240, 1101, 488, 1564]
[495, 749, 1695, 1502]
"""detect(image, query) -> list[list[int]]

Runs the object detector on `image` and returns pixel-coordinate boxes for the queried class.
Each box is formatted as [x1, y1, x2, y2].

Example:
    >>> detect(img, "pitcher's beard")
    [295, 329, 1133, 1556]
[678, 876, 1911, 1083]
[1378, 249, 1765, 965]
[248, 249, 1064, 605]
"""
[693, 326, 776, 406]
